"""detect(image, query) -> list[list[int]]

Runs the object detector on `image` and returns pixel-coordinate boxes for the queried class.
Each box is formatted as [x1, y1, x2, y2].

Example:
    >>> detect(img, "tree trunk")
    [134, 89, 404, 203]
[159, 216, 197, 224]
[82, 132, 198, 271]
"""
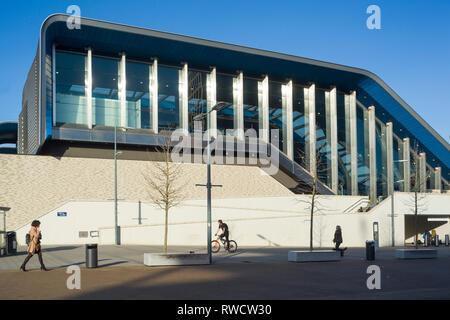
[164, 205, 168, 254]
[310, 177, 316, 251]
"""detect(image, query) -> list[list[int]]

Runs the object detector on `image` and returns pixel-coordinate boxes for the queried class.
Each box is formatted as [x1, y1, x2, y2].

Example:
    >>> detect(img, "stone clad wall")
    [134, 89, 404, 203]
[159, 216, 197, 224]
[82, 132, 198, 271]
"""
[0, 154, 293, 230]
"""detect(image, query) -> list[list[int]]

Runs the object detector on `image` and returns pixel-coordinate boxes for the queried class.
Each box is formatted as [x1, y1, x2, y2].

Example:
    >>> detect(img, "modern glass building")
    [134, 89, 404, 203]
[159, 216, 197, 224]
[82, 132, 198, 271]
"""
[19, 14, 450, 201]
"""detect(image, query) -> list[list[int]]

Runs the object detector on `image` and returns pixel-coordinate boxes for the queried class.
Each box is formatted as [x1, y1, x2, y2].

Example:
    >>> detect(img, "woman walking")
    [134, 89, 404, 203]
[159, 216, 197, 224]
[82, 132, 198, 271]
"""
[20, 220, 48, 271]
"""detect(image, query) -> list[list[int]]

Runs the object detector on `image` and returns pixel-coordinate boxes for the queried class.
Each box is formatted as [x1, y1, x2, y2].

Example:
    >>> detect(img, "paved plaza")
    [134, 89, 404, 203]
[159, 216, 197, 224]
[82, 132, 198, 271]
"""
[1, 245, 450, 270]
[1, 245, 450, 299]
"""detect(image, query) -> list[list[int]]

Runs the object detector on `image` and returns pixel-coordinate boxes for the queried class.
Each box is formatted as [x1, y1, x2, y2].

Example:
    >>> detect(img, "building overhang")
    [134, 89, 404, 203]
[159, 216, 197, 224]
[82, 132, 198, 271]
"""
[37, 14, 449, 178]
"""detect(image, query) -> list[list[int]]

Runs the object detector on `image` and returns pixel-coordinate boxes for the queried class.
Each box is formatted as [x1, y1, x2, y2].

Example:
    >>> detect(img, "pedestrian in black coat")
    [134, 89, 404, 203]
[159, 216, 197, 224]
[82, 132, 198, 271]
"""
[333, 225, 343, 250]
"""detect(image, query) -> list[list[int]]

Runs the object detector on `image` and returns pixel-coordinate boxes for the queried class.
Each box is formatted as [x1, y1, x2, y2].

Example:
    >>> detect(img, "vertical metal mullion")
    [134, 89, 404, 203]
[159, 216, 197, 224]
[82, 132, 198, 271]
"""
[233, 72, 244, 140]
[259, 75, 269, 142]
[179, 63, 188, 133]
[419, 152, 427, 192]
[305, 84, 316, 175]
[119, 53, 127, 128]
[86, 47, 93, 129]
[282, 80, 293, 160]
[402, 138, 411, 192]
[207, 67, 217, 138]
[326, 87, 338, 193]
[150, 58, 158, 133]
[345, 91, 358, 195]
[368, 106, 377, 204]
[386, 122, 394, 195]
[434, 167, 442, 191]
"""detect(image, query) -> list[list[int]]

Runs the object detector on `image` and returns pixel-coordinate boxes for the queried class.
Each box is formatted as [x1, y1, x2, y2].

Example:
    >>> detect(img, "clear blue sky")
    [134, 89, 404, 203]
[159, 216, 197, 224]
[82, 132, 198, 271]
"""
[0, 0, 448, 142]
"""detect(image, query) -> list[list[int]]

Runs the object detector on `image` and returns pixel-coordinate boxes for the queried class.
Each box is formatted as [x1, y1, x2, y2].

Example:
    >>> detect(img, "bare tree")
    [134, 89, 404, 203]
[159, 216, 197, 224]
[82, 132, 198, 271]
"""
[142, 133, 186, 253]
[295, 142, 330, 251]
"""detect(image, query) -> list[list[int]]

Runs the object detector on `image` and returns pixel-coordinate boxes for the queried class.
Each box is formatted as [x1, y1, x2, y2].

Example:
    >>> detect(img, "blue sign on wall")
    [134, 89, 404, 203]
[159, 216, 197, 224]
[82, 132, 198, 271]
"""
[57, 212, 67, 217]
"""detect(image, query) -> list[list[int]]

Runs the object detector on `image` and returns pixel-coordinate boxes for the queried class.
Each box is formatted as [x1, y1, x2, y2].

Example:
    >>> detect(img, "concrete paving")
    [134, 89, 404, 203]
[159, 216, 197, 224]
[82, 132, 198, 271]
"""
[1, 254, 450, 299]
[1, 245, 450, 271]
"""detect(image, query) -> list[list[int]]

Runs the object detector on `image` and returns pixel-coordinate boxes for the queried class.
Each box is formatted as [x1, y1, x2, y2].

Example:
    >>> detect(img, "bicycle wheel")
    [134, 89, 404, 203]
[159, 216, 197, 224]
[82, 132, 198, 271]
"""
[211, 240, 221, 253]
[228, 240, 237, 253]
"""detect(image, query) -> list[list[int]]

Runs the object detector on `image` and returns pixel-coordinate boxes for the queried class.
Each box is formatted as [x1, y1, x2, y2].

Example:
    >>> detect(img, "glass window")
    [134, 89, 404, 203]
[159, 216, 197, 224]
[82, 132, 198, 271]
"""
[92, 56, 120, 127]
[188, 70, 207, 132]
[243, 78, 259, 134]
[337, 92, 350, 195]
[357, 106, 370, 195]
[126, 61, 151, 129]
[55, 51, 87, 126]
[216, 73, 234, 135]
[376, 122, 387, 198]
[315, 88, 331, 187]
[293, 84, 306, 168]
[158, 65, 180, 131]
[269, 81, 283, 149]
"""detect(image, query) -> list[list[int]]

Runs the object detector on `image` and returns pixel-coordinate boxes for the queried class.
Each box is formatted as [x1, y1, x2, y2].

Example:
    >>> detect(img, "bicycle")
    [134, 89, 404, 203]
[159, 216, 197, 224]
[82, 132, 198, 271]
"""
[211, 235, 237, 253]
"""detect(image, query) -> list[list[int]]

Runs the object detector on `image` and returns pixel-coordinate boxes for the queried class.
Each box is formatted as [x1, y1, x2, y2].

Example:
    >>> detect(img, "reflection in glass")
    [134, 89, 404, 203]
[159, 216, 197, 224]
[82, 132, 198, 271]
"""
[293, 84, 306, 168]
[158, 65, 180, 131]
[315, 88, 331, 187]
[243, 78, 259, 134]
[92, 56, 120, 127]
[269, 81, 284, 150]
[188, 70, 207, 132]
[376, 121, 387, 198]
[357, 106, 369, 195]
[55, 51, 87, 125]
[337, 92, 351, 195]
[126, 61, 151, 129]
[216, 73, 234, 135]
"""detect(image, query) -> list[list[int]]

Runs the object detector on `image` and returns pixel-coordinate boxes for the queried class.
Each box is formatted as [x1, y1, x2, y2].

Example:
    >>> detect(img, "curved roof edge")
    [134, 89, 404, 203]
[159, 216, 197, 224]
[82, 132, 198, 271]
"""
[40, 14, 449, 153]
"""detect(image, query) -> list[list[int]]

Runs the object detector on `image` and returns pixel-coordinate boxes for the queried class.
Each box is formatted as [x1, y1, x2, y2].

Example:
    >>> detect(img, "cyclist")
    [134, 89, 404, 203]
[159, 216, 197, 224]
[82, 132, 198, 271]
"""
[215, 219, 230, 251]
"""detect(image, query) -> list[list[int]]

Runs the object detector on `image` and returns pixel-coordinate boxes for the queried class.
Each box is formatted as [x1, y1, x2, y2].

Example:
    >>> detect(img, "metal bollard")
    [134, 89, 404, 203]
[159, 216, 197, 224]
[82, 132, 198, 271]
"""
[435, 235, 439, 247]
[424, 235, 429, 247]
[445, 235, 449, 246]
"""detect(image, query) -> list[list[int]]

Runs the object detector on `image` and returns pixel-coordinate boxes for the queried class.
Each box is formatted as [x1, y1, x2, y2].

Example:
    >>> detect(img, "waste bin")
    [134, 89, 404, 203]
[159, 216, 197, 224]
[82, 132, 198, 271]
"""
[445, 235, 449, 246]
[85, 244, 98, 268]
[424, 235, 429, 247]
[366, 240, 375, 261]
[6, 232, 17, 254]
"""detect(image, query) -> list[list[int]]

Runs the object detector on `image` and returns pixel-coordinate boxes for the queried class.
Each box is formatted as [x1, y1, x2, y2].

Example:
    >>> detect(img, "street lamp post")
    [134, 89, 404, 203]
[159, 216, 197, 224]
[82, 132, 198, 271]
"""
[114, 126, 124, 245]
[194, 102, 227, 264]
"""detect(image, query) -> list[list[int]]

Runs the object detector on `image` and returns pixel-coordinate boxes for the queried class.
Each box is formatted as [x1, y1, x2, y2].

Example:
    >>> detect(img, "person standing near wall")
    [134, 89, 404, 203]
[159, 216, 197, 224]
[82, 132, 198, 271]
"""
[20, 220, 48, 271]
[333, 225, 347, 256]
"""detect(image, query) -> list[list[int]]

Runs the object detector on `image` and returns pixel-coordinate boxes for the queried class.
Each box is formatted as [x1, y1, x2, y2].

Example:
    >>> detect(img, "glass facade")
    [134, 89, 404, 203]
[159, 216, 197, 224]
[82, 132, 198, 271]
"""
[216, 73, 234, 135]
[188, 70, 207, 131]
[315, 88, 331, 187]
[292, 84, 306, 168]
[126, 61, 151, 129]
[243, 78, 259, 134]
[92, 56, 120, 127]
[336, 92, 351, 195]
[55, 51, 87, 126]
[269, 81, 283, 150]
[52, 49, 448, 194]
[158, 65, 180, 131]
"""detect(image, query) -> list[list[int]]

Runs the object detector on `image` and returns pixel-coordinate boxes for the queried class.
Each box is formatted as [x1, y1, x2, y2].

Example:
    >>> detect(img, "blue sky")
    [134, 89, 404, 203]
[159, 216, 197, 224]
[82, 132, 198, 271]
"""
[0, 0, 448, 142]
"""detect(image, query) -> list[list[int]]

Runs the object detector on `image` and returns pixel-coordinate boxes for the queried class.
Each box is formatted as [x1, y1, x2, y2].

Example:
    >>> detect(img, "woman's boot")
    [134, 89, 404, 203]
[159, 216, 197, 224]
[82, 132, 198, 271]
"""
[20, 253, 32, 272]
